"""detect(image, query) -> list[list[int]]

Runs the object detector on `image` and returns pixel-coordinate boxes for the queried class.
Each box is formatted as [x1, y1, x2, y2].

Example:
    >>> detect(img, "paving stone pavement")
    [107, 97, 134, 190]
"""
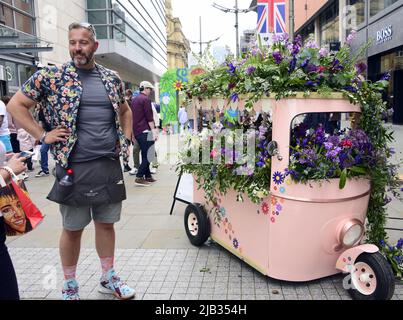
[9, 244, 403, 300]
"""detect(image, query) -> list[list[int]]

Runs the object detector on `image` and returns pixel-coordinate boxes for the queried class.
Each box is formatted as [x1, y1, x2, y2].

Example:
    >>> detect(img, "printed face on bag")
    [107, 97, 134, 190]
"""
[1, 198, 26, 233]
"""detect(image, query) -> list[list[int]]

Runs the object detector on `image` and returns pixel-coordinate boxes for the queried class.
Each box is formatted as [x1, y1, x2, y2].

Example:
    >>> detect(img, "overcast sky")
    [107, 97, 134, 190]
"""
[172, 0, 258, 55]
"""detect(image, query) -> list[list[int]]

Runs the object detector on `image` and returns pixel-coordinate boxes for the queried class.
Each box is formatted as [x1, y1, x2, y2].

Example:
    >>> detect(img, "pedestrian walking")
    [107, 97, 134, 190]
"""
[178, 105, 188, 132]
[7, 22, 135, 300]
[16, 127, 35, 179]
[131, 81, 158, 186]
[2, 96, 20, 153]
[0, 99, 12, 154]
[34, 104, 51, 177]
[0, 142, 28, 300]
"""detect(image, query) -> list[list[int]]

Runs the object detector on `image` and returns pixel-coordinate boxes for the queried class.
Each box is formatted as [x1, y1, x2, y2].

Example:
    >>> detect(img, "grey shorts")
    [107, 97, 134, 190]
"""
[60, 202, 122, 231]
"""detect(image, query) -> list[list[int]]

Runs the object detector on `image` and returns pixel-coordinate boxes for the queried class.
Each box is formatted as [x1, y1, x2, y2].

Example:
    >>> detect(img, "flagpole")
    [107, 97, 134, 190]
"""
[235, 0, 240, 58]
[289, 0, 295, 41]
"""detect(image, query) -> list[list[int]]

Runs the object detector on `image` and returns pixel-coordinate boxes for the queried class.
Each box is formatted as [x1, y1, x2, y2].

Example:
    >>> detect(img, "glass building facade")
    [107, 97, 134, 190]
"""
[0, 0, 47, 95]
[87, 0, 167, 81]
[297, 0, 403, 124]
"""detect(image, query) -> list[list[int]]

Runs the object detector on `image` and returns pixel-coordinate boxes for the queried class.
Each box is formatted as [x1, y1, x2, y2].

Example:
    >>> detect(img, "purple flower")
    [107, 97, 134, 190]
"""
[328, 135, 340, 146]
[233, 238, 239, 249]
[228, 62, 237, 75]
[246, 66, 256, 75]
[397, 238, 403, 250]
[343, 85, 357, 93]
[307, 64, 319, 73]
[355, 62, 367, 74]
[305, 80, 318, 87]
[331, 59, 344, 72]
[346, 30, 357, 45]
[289, 57, 297, 73]
[381, 72, 391, 81]
[272, 51, 283, 64]
[380, 240, 386, 247]
[272, 34, 281, 43]
[230, 93, 239, 102]
[326, 147, 342, 159]
[305, 40, 318, 49]
[300, 59, 310, 68]
[319, 48, 329, 57]
[324, 142, 334, 150]
[394, 256, 403, 265]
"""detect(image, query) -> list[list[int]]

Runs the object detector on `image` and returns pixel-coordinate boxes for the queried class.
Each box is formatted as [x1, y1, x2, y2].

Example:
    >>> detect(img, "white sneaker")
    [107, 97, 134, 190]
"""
[150, 167, 157, 174]
[20, 172, 29, 181]
[129, 168, 138, 176]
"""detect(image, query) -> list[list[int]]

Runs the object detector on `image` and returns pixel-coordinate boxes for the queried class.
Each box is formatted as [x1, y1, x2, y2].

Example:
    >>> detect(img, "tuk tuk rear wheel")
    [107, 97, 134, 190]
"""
[184, 203, 210, 247]
[348, 252, 395, 300]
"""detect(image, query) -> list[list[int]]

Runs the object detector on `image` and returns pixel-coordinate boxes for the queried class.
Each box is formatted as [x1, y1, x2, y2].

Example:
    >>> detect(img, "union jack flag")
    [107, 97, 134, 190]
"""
[256, 0, 286, 35]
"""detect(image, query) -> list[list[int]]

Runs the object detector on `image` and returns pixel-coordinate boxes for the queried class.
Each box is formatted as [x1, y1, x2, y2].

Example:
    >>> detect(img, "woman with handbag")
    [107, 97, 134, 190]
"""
[0, 142, 28, 300]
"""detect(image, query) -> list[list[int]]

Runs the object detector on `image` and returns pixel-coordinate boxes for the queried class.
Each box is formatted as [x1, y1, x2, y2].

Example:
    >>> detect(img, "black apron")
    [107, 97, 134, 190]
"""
[47, 157, 126, 207]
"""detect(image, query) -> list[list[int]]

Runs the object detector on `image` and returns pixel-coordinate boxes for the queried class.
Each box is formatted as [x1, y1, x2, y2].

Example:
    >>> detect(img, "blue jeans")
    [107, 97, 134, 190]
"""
[0, 135, 12, 153]
[135, 132, 155, 179]
[40, 143, 50, 172]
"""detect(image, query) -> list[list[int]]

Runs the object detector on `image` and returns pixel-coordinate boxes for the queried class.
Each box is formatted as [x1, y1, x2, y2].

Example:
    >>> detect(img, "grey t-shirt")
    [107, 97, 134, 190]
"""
[69, 67, 117, 163]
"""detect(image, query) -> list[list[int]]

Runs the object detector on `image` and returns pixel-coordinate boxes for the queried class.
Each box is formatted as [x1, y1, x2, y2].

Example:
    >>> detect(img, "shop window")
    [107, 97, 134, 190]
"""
[370, 0, 399, 17]
[14, 0, 33, 15]
[87, 0, 108, 9]
[88, 10, 107, 25]
[320, 1, 340, 45]
[94, 26, 108, 39]
[14, 11, 34, 34]
[18, 64, 35, 85]
[0, 4, 14, 28]
[346, 0, 365, 29]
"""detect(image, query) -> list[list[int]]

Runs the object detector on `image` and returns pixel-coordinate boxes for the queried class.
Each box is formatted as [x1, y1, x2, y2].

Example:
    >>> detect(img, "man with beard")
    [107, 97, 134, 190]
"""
[7, 22, 135, 300]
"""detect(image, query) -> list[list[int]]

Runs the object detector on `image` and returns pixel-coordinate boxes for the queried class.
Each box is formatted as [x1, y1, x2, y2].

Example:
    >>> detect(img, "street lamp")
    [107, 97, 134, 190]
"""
[189, 16, 221, 57]
[212, 1, 256, 58]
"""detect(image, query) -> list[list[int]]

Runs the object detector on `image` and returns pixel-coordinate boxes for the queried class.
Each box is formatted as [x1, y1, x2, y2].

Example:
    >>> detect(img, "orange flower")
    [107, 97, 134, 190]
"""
[173, 80, 183, 91]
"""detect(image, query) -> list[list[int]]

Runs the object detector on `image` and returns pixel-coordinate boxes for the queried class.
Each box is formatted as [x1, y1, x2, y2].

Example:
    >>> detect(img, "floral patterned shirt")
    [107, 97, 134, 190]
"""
[21, 61, 129, 168]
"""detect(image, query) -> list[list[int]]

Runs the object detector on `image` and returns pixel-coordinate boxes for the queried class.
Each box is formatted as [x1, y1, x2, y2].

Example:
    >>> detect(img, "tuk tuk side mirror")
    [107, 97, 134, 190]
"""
[267, 141, 283, 161]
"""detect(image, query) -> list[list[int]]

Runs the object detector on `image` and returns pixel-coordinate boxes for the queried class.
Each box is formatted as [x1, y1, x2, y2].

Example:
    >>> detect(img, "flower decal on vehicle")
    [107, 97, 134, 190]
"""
[261, 202, 269, 215]
[219, 207, 226, 217]
[273, 171, 285, 185]
[233, 238, 239, 249]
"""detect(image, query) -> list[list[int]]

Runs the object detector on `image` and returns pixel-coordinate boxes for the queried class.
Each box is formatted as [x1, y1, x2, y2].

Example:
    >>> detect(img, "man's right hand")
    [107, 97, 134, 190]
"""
[44, 126, 70, 144]
[152, 129, 159, 141]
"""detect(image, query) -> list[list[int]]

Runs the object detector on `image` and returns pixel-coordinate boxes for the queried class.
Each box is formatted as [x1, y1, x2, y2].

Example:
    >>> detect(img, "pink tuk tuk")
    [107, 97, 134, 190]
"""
[183, 94, 395, 300]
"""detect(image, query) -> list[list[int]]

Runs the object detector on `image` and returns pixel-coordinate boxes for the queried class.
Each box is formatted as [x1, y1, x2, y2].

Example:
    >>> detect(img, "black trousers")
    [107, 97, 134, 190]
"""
[135, 132, 155, 179]
[10, 133, 20, 153]
[0, 217, 19, 300]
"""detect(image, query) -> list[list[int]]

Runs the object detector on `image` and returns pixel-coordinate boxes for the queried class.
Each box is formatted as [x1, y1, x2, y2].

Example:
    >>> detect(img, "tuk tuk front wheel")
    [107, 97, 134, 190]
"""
[348, 252, 395, 300]
[184, 203, 210, 247]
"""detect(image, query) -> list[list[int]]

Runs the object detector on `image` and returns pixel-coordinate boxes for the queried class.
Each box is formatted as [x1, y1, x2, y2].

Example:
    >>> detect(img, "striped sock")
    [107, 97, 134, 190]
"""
[62, 265, 77, 280]
[100, 256, 114, 278]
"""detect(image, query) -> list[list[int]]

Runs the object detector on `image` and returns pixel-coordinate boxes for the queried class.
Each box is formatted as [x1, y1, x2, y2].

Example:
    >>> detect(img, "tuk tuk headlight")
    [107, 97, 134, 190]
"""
[339, 219, 364, 248]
